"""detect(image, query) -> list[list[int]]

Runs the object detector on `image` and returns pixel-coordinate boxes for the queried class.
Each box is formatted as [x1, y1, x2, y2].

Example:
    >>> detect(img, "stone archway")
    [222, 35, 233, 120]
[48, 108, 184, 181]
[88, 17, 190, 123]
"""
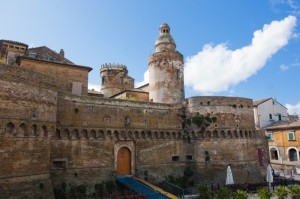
[117, 147, 131, 175]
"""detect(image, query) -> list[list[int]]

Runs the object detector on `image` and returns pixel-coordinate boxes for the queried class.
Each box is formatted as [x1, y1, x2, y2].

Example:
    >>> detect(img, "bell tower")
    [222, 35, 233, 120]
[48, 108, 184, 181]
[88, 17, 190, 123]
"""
[148, 23, 184, 103]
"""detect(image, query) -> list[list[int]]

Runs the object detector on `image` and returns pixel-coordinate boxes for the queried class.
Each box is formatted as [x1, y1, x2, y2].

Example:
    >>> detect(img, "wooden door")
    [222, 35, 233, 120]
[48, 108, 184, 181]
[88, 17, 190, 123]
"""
[117, 147, 131, 175]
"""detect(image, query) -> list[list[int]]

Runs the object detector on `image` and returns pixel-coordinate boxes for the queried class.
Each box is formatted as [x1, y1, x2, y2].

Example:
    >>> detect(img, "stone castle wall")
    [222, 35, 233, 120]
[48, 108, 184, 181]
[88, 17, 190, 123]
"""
[0, 64, 268, 198]
[19, 58, 89, 95]
[0, 64, 57, 198]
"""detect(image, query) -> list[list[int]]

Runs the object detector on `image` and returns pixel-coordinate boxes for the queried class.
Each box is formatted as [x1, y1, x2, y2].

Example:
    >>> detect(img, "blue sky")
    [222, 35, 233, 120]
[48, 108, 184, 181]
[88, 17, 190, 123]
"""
[1, 0, 300, 115]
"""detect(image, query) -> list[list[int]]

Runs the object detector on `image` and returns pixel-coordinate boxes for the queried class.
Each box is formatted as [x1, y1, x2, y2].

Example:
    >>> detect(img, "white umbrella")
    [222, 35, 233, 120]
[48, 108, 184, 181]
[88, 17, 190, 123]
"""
[226, 165, 234, 185]
[266, 164, 273, 187]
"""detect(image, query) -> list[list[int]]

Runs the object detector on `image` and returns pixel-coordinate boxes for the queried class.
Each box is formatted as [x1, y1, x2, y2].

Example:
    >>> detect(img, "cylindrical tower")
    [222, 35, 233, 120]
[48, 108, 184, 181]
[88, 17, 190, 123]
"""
[148, 23, 184, 104]
[100, 63, 134, 98]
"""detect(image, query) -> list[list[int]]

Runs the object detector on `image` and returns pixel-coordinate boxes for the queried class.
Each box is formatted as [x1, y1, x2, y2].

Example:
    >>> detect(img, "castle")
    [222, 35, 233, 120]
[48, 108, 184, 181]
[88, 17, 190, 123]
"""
[0, 23, 268, 198]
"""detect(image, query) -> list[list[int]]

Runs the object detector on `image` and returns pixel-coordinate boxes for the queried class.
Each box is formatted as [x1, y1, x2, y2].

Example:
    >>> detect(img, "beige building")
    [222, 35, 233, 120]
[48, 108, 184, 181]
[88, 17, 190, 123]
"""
[265, 119, 300, 173]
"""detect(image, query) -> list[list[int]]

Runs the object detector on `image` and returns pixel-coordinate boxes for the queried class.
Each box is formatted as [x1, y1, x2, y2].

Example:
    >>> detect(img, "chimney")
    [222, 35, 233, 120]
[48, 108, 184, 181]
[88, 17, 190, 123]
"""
[59, 49, 64, 59]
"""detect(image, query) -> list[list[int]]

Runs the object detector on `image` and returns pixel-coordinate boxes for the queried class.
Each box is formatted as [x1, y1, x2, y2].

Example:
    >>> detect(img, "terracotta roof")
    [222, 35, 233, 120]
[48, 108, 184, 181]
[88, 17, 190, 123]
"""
[0, 39, 28, 47]
[264, 119, 300, 130]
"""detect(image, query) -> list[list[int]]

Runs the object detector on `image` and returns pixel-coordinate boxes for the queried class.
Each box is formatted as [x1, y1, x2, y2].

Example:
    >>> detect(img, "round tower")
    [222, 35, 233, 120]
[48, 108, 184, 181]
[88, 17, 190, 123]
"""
[148, 23, 184, 103]
[100, 63, 134, 98]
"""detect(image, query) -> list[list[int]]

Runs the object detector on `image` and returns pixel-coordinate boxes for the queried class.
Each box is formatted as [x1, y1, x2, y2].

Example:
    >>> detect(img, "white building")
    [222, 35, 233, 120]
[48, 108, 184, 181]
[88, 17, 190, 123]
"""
[253, 98, 289, 129]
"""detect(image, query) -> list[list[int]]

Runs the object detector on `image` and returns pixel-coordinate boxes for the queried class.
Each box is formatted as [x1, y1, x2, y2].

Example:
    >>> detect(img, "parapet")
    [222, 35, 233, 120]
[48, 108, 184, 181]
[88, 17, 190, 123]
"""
[100, 63, 128, 73]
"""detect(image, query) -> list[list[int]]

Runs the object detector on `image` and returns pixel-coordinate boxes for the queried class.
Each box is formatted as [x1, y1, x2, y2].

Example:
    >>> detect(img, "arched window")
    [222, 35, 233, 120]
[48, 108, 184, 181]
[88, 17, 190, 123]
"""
[213, 130, 218, 138]
[239, 130, 244, 138]
[31, 124, 38, 136]
[289, 148, 298, 161]
[81, 129, 88, 139]
[221, 130, 226, 138]
[89, 129, 96, 139]
[72, 129, 79, 139]
[270, 148, 279, 160]
[19, 123, 27, 136]
[42, 125, 48, 137]
[99, 130, 105, 139]
[56, 129, 61, 139]
[5, 122, 15, 134]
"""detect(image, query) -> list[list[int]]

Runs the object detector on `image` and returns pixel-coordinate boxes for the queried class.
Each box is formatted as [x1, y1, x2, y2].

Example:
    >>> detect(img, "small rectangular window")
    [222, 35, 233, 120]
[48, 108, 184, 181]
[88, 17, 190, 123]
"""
[185, 155, 193, 161]
[29, 52, 37, 58]
[172, 156, 179, 161]
[269, 114, 272, 119]
[266, 133, 273, 141]
[278, 114, 282, 120]
[52, 159, 67, 169]
[288, 131, 295, 141]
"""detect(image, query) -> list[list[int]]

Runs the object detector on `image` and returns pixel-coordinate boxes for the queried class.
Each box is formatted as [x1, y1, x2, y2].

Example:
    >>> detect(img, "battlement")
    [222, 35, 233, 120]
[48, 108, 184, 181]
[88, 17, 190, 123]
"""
[100, 63, 127, 72]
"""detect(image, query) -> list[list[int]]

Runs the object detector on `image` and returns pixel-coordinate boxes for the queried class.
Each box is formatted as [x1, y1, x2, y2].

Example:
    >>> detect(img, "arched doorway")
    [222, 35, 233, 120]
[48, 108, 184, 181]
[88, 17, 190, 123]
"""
[117, 147, 131, 175]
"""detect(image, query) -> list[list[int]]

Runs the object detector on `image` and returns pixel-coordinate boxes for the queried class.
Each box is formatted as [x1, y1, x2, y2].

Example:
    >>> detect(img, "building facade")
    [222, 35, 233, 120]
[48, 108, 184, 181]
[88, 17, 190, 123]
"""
[0, 24, 268, 198]
[253, 98, 289, 129]
[265, 119, 300, 172]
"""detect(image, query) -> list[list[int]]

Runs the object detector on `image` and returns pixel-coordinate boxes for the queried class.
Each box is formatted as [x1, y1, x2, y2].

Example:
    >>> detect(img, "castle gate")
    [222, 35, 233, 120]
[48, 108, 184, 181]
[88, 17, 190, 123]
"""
[117, 147, 131, 175]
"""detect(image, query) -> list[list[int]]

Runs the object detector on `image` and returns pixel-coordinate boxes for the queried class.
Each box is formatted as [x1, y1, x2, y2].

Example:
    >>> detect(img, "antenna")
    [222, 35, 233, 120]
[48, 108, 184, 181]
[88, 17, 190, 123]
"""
[269, 85, 277, 100]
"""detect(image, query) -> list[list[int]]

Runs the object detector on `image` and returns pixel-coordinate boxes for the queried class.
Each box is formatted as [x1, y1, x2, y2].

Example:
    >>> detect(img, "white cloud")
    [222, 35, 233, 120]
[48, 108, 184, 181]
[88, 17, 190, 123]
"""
[280, 64, 289, 71]
[88, 83, 101, 91]
[135, 69, 149, 87]
[270, 0, 300, 15]
[286, 102, 300, 115]
[185, 16, 297, 94]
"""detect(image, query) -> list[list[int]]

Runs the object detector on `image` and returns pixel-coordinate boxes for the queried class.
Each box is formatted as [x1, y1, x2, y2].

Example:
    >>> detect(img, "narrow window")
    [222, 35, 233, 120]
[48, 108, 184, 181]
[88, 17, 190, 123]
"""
[29, 52, 37, 58]
[125, 116, 130, 125]
[278, 114, 282, 120]
[172, 156, 179, 161]
[120, 77, 124, 84]
[52, 159, 67, 169]
[269, 114, 272, 120]
[102, 77, 105, 85]
[266, 133, 273, 141]
[186, 155, 193, 161]
[176, 69, 180, 80]
[288, 131, 295, 141]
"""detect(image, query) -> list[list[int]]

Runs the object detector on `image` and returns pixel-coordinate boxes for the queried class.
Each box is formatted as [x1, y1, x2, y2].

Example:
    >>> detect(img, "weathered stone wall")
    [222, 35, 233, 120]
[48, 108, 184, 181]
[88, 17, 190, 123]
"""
[149, 52, 184, 104]
[19, 58, 89, 95]
[0, 64, 269, 197]
[0, 64, 57, 198]
[113, 90, 149, 102]
[185, 96, 255, 130]
[56, 92, 181, 130]
[100, 65, 134, 98]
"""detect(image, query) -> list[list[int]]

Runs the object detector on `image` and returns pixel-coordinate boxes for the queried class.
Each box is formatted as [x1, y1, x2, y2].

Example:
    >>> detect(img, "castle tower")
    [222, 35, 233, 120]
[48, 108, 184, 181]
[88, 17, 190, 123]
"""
[148, 23, 184, 103]
[100, 63, 134, 97]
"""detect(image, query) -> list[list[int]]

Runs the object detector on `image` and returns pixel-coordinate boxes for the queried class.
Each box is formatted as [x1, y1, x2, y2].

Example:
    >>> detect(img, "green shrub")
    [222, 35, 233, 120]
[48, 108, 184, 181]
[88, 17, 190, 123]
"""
[274, 186, 289, 199]
[288, 184, 300, 199]
[216, 187, 233, 199]
[257, 187, 273, 199]
[232, 189, 248, 199]
[192, 114, 204, 127]
[198, 184, 212, 199]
